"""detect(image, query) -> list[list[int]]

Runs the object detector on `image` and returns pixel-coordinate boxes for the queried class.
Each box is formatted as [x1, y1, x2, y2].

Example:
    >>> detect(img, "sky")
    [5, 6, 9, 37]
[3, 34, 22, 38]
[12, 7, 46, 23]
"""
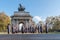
[0, 0, 60, 23]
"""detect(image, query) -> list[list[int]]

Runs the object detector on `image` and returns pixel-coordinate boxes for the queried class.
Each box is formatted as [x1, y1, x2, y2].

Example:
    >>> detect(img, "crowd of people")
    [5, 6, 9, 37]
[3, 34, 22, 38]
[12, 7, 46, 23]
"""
[7, 23, 48, 34]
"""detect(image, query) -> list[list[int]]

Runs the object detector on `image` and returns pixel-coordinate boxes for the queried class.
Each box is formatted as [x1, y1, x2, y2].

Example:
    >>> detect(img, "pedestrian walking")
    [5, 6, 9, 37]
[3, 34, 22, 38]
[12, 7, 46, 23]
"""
[7, 24, 11, 34]
[40, 24, 42, 33]
[37, 24, 40, 33]
[45, 23, 48, 33]
[21, 25, 24, 33]
[11, 24, 14, 34]
[38, 26, 40, 33]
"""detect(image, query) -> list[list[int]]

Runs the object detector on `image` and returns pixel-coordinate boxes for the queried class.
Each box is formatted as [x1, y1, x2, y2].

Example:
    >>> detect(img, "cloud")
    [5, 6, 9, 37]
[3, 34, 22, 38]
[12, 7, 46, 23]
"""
[33, 16, 42, 24]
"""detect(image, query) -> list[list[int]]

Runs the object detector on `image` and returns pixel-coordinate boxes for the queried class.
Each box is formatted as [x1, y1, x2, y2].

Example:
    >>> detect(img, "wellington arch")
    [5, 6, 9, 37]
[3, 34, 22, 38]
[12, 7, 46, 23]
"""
[11, 4, 35, 33]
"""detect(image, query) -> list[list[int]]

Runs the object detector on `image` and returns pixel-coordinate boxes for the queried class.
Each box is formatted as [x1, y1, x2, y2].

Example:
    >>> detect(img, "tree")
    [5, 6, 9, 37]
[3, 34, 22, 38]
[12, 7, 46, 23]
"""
[53, 19, 60, 30]
[0, 12, 10, 32]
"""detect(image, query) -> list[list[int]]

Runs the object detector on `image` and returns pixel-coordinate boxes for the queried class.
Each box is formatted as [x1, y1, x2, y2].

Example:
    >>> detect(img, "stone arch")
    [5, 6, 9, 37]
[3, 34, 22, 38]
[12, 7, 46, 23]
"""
[18, 21, 25, 32]
[19, 21, 25, 24]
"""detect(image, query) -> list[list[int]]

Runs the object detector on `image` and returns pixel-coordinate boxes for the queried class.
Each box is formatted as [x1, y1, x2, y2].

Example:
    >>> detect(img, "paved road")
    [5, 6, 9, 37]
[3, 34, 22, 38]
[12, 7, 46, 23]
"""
[0, 34, 60, 40]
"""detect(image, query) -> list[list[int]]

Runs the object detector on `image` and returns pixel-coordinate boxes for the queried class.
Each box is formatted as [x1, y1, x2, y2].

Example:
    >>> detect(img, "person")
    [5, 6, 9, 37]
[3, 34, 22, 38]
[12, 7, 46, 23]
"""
[12, 24, 16, 34]
[24, 27, 27, 33]
[38, 26, 40, 33]
[29, 26, 32, 33]
[40, 24, 42, 33]
[32, 24, 35, 33]
[7, 24, 11, 34]
[12, 26, 14, 34]
[37, 24, 40, 33]
[21, 25, 24, 33]
[45, 23, 48, 33]
[12, 24, 13, 34]
[28, 27, 30, 33]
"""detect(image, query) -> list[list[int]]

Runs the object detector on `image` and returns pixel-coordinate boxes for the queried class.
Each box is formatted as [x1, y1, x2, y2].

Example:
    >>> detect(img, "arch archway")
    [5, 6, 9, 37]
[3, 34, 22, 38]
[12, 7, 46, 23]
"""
[18, 22, 25, 32]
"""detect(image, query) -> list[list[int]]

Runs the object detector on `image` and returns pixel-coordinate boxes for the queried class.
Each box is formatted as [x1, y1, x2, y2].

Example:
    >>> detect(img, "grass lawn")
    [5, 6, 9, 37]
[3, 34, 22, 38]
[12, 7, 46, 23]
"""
[48, 32, 60, 34]
[0, 32, 60, 34]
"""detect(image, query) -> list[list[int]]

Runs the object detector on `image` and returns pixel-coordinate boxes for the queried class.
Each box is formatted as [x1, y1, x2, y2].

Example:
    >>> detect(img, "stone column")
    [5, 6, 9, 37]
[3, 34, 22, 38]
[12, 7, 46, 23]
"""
[25, 20, 29, 33]
[11, 19, 15, 33]
[16, 19, 18, 32]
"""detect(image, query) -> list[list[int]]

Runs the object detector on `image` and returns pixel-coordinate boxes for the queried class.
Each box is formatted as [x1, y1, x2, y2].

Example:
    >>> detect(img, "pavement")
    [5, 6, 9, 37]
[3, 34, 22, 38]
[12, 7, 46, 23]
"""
[0, 32, 43, 34]
[0, 32, 7, 34]
[0, 32, 60, 40]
